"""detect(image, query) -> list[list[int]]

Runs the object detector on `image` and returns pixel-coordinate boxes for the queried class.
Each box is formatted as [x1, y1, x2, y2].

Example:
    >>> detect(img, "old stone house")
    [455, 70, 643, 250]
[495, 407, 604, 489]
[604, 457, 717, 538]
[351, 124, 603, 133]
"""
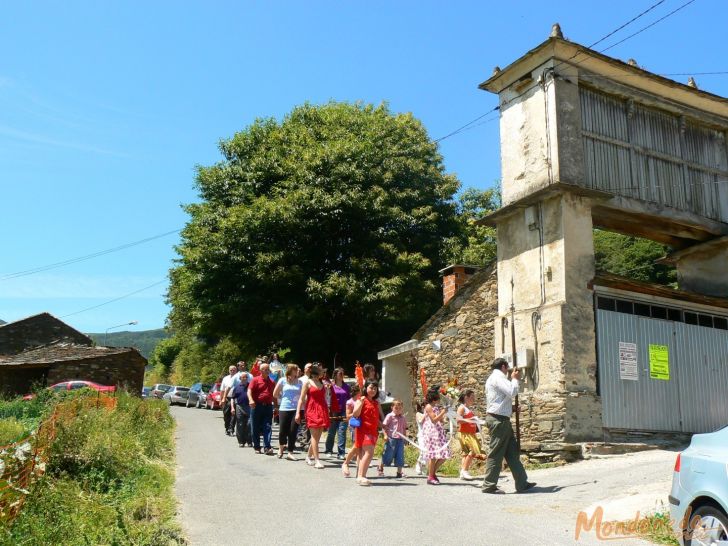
[0, 313, 146, 396]
[378, 266, 496, 426]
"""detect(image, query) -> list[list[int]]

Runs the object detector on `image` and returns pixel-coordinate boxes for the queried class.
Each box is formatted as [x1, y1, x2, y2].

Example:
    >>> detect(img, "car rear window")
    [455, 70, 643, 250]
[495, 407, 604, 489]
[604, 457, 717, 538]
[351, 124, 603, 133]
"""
[157, 385, 172, 391]
[176, 387, 189, 392]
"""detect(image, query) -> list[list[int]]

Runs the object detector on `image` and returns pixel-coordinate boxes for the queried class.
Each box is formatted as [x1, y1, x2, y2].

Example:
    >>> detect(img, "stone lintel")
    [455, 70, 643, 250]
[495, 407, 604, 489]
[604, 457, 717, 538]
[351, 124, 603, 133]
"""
[593, 196, 728, 248]
[476, 182, 611, 227]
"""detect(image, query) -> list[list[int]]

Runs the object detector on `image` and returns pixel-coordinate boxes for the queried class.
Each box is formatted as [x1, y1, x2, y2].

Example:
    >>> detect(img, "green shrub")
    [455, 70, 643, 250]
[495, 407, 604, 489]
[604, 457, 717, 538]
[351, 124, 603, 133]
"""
[0, 392, 183, 545]
[0, 418, 28, 446]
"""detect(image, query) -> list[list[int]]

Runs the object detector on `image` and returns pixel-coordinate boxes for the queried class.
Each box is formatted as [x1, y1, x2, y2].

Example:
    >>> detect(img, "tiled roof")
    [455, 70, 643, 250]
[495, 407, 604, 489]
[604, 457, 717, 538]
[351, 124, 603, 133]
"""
[0, 343, 140, 367]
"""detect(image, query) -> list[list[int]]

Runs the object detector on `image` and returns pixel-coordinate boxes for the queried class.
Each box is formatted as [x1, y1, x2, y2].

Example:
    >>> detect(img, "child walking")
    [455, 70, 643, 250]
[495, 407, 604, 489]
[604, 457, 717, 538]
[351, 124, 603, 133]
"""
[351, 380, 381, 486]
[341, 384, 362, 477]
[456, 389, 485, 481]
[377, 399, 407, 478]
[422, 385, 451, 485]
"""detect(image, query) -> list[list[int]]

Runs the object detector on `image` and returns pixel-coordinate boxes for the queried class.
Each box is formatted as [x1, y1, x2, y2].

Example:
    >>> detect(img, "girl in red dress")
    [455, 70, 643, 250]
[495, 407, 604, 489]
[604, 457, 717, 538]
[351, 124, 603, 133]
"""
[296, 364, 330, 469]
[352, 380, 381, 486]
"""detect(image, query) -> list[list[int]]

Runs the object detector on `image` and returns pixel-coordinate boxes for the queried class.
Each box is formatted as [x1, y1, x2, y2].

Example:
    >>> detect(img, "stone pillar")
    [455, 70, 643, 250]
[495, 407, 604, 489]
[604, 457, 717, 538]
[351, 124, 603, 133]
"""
[494, 191, 601, 441]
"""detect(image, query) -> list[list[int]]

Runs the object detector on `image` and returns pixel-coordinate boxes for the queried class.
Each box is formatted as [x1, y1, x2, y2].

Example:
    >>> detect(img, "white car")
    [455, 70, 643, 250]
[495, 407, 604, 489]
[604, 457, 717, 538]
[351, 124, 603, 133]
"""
[669, 425, 728, 545]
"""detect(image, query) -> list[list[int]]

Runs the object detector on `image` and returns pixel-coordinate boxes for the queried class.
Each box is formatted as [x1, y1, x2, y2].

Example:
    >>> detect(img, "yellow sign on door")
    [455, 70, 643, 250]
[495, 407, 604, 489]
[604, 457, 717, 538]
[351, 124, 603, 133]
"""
[649, 344, 670, 381]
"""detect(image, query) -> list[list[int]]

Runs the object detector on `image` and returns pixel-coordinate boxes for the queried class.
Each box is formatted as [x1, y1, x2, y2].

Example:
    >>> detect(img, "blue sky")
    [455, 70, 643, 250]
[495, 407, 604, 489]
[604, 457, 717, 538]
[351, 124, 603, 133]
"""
[1, 0, 726, 334]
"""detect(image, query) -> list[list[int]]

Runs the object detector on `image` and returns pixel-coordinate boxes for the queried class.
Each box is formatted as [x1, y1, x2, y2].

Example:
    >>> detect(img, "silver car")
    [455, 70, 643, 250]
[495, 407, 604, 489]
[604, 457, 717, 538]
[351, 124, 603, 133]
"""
[185, 382, 212, 408]
[162, 386, 190, 406]
[669, 425, 728, 545]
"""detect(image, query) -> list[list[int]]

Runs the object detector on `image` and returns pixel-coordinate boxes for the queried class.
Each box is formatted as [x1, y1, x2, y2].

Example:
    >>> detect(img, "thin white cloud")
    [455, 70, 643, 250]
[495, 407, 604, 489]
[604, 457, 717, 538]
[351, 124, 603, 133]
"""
[0, 125, 129, 157]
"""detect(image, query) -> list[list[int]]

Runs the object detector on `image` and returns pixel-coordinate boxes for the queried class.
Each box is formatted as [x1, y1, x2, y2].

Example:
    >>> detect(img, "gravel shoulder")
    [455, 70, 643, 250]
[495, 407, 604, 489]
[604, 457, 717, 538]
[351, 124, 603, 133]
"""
[173, 405, 675, 546]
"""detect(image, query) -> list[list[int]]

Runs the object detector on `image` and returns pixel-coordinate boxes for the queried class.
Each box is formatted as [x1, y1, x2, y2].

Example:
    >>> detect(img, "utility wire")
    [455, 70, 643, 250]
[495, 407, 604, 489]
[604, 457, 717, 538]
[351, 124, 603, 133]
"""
[434, 106, 500, 142]
[59, 280, 167, 319]
[1, 229, 180, 281]
[586, 0, 668, 49]
[601, 0, 699, 53]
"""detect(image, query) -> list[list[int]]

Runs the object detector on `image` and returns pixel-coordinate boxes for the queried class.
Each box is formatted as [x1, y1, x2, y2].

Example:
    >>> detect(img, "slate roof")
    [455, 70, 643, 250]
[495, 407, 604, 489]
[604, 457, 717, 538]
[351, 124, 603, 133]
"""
[0, 343, 140, 367]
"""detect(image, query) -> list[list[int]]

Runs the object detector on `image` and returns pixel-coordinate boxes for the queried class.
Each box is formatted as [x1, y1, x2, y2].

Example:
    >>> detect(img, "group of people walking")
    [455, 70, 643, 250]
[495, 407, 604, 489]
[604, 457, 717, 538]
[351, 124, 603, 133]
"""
[215, 355, 537, 493]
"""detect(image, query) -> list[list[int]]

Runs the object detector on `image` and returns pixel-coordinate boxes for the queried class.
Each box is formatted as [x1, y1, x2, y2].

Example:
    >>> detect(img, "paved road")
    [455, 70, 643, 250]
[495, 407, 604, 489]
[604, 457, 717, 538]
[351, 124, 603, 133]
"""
[173, 405, 676, 546]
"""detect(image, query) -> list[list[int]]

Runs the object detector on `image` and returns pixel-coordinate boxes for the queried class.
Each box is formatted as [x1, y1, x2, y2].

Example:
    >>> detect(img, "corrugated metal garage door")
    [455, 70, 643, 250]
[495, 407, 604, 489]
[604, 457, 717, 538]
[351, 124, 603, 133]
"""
[596, 291, 728, 433]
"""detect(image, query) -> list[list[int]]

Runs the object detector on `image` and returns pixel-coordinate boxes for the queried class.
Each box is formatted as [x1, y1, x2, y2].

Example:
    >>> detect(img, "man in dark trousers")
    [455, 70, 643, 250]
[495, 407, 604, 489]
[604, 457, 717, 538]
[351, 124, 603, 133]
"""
[230, 372, 251, 448]
[220, 364, 237, 435]
[248, 363, 276, 455]
[482, 357, 536, 494]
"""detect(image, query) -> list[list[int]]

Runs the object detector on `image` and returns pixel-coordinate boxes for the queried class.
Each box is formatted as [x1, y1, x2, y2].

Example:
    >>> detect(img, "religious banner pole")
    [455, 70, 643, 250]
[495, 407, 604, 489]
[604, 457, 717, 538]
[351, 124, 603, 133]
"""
[510, 277, 521, 450]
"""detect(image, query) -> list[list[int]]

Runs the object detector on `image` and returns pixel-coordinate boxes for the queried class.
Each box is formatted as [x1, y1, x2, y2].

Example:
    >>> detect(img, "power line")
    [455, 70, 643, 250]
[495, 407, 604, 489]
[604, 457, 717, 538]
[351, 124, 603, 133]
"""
[1, 229, 180, 281]
[59, 280, 167, 319]
[587, 0, 668, 49]
[434, 106, 500, 142]
[601, 0, 699, 53]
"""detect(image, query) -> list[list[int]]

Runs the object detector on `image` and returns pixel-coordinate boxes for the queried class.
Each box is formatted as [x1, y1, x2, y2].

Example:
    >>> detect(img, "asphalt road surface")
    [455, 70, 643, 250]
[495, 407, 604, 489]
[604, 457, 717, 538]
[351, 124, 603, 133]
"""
[173, 405, 675, 546]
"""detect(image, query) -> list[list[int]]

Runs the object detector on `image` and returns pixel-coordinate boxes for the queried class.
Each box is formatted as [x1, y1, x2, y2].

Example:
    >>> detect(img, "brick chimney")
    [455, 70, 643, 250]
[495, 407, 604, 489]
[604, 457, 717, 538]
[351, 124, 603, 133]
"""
[439, 264, 479, 305]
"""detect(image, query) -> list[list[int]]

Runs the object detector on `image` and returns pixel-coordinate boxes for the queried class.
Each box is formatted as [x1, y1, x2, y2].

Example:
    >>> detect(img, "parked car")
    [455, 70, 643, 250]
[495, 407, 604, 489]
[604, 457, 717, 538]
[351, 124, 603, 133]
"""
[185, 382, 212, 408]
[205, 383, 223, 410]
[23, 380, 116, 400]
[669, 424, 728, 545]
[162, 386, 190, 406]
[150, 384, 172, 399]
[141, 386, 151, 399]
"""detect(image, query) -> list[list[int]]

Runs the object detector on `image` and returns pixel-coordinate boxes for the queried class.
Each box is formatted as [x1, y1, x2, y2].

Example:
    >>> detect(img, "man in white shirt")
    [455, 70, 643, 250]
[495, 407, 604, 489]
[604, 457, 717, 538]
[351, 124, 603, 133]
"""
[220, 365, 237, 436]
[482, 357, 535, 494]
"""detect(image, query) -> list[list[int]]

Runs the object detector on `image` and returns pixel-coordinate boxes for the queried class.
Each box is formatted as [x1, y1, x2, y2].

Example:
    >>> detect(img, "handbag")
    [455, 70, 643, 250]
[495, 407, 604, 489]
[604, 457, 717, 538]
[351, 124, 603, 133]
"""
[348, 416, 361, 428]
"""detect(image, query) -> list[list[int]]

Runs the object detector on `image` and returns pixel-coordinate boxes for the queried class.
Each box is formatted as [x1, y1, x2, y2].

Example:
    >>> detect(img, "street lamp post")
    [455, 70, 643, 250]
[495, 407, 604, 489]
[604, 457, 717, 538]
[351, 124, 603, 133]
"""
[104, 320, 138, 346]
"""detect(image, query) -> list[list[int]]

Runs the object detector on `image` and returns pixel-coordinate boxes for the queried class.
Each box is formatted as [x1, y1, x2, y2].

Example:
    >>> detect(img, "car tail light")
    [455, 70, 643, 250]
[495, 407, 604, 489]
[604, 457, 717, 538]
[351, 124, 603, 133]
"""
[674, 453, 681, 472]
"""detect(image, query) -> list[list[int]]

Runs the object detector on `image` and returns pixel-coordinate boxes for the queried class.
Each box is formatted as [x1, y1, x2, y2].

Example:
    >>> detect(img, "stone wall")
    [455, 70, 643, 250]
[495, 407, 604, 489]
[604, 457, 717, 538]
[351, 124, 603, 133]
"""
[413, 263, 498, 416]
[46, 351, 146, 395]
[0, 313, 92, 355]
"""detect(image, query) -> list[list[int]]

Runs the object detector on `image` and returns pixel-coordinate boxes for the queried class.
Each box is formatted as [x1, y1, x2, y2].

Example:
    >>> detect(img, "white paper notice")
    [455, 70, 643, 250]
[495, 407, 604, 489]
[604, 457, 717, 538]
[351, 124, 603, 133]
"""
[619, 342, 638, 381]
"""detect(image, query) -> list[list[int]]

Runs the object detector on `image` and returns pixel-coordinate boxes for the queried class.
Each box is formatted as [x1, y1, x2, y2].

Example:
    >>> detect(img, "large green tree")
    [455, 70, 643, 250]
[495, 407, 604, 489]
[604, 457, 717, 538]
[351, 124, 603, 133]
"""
[168, 102, 461, 365]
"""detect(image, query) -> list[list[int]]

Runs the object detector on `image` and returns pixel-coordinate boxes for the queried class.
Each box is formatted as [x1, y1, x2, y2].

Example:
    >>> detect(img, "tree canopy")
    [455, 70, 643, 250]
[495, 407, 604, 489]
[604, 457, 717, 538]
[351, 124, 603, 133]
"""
[168, 102, 462, 365]
[593, 230, 676, 286]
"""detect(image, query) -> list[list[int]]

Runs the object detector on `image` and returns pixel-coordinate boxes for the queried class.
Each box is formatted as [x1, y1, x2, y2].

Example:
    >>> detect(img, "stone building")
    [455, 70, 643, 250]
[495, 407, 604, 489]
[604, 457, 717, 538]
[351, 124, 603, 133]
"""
[378, 265, 496, 426]
[0, 313, 146, 396]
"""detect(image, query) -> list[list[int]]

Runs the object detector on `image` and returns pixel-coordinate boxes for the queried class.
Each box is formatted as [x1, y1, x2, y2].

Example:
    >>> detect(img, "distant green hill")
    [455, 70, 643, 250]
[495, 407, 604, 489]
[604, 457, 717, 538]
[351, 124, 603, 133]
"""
[87, 328, 169, 359]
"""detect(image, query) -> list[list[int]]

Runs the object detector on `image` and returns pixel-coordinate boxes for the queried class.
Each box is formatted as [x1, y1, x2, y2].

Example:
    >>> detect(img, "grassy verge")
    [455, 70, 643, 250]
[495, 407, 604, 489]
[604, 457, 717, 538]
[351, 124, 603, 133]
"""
[638, 511, 679, 545]
[0, 391, 55, 444]
[0, 392, 185, 546]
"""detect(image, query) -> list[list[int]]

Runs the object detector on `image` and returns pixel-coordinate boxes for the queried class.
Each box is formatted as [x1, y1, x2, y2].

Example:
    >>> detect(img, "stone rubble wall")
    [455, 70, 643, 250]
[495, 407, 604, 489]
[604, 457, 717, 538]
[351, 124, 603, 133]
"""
[46, 352, 146, 395]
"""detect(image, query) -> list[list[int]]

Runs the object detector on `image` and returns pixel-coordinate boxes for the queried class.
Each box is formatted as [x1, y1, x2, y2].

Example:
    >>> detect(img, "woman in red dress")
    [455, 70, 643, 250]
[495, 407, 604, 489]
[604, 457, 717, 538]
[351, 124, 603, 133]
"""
[352, 380, 381, 486]
[296, 364, 330, 469]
